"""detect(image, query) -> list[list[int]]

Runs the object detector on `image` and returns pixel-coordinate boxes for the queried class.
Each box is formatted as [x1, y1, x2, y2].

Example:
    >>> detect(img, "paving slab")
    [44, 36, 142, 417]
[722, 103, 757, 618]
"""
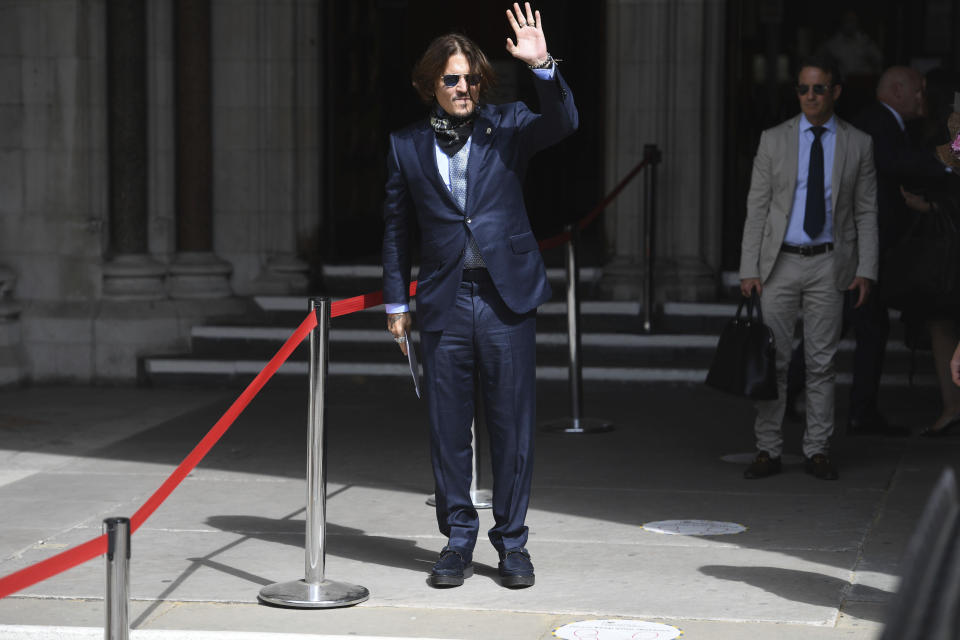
[0, 380, 955, 639]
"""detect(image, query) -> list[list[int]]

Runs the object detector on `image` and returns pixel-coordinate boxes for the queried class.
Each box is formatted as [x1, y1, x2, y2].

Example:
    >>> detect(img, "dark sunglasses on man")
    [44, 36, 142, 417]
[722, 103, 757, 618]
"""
[441, 73, 482, 88]
[796, 83, 832, 96]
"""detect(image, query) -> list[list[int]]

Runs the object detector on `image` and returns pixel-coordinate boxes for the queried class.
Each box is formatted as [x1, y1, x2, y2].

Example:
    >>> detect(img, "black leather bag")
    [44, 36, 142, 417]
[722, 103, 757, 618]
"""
[705, 291, 778, 400]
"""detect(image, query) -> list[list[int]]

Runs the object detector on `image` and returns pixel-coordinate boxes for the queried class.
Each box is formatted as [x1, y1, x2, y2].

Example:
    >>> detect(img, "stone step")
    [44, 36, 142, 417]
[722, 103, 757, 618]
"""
[140, 288, 932, 388]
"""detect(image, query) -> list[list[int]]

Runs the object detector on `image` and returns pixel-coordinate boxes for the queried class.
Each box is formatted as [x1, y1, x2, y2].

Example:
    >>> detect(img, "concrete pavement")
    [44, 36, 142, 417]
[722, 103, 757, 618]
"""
[0, 378, 956, 639]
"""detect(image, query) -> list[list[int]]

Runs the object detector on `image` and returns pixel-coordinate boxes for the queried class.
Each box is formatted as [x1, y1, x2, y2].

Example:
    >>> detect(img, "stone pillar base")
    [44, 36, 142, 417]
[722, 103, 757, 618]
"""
[598, 258, 645, 301]
[167, 251, 233, 299]
[250, 254, 310, 295]
[102, 254, 167, 300]
[657, 256, 718, 302]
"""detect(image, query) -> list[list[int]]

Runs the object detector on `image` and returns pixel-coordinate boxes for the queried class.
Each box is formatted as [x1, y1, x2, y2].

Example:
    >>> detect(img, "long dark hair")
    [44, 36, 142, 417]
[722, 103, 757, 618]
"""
[411, 33, 497, 104]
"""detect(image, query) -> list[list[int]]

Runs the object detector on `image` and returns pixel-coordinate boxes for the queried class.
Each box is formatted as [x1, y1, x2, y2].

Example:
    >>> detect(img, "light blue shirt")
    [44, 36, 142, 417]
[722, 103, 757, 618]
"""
[783, 114, 837, 246]
[386, 66, 557, 315]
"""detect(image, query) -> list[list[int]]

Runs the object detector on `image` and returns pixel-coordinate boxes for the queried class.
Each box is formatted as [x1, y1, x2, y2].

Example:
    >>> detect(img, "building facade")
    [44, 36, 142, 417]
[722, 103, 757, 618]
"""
[1, 0, 956, 384]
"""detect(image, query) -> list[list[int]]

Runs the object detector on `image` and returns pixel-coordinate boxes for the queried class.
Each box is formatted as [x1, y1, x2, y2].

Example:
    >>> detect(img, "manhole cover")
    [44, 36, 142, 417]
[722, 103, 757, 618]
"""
[554, 619, 682, 639]
[642, 519, 746, 536]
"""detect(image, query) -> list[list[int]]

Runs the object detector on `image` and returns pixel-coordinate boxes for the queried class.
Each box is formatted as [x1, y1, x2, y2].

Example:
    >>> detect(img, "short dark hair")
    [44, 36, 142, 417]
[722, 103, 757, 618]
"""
[411, 33, 497, 104]
[796, 55, 844, 86]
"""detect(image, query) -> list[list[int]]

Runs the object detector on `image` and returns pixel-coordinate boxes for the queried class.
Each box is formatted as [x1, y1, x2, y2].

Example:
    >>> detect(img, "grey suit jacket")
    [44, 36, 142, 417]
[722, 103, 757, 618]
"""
[739, 114, 879, 289]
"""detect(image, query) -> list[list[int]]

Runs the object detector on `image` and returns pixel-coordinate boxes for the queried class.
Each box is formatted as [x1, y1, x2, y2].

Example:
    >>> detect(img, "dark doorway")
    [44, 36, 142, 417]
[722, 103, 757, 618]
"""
[721, 0, 960, 272]
[320, 0, 605, 266]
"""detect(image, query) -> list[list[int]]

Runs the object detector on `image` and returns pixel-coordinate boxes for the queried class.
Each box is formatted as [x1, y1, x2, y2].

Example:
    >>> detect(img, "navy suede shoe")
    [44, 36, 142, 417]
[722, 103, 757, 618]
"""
[498, 547, 535, 588]
[428, 546, 472, 588]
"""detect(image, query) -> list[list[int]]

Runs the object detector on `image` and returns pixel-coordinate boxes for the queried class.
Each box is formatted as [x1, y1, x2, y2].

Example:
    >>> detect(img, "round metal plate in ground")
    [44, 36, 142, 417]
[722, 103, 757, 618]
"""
[425, 490, 493, 509]
[258, 578, 369, 608]
[540, 417, 614, 433]
[721, 452, 803, 464]
[642, 519, 746, 536]
[553, 619, 682, 639]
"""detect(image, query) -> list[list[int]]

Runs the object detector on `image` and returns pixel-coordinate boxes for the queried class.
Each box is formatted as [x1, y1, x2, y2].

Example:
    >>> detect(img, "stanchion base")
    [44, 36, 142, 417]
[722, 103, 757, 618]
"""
[258, 578, 369, 608]
[426, 490, 493, 509]
[540, 417, 614, 433]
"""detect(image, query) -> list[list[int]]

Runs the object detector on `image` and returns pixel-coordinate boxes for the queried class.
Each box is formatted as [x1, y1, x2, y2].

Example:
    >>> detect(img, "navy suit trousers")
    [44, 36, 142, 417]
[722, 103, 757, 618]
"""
[420, 276, 537, 562]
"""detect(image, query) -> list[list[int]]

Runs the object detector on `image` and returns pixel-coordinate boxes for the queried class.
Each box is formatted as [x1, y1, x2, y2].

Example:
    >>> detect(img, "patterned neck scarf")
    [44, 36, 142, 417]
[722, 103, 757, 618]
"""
[430, 103, 475, 156]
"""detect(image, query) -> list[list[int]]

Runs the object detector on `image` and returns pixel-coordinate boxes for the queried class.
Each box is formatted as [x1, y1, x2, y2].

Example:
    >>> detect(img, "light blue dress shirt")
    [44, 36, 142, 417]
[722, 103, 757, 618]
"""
[783, 114, 837, 246]
[386, 66, 557, 315]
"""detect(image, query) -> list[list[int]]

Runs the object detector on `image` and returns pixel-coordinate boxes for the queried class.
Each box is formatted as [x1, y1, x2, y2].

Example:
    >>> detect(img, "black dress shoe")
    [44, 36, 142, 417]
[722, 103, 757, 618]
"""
[429, 546, 472, 588]
[743, 451, 782, 479]
[847, 416, 910, 437]
[804, 453, 839, 480]
[498, 547, 535, 588]
[920, 414, 960, 438]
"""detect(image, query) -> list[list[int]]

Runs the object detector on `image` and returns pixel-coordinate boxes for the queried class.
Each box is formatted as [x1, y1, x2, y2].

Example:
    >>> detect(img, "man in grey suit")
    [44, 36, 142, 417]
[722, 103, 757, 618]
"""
[739, 56, 879, 481]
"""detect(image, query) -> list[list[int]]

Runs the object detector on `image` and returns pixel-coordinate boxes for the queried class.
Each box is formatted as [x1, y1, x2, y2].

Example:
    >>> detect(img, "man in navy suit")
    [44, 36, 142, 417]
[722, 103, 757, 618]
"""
[846, 66, 947, 436]
[381, 2, 577, 588]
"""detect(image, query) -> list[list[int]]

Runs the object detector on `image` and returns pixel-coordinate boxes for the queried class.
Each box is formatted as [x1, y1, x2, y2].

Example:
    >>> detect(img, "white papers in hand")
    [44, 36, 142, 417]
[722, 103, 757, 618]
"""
[406, 331, 422, 399]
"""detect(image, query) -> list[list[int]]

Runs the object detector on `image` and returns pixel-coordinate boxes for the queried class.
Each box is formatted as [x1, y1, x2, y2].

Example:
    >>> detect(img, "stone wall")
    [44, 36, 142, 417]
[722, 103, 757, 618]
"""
[0, 0, 307, 384]
[0, 0, 108, 303]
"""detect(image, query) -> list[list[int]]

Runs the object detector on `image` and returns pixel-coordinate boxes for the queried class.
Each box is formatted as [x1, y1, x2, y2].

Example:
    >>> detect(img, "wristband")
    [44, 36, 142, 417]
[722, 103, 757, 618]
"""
[528, 54, 556, 70]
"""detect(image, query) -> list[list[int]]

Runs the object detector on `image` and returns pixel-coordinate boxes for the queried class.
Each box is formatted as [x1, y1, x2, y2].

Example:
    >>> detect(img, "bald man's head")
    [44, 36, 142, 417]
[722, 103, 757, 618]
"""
[877, 66, 926, 120]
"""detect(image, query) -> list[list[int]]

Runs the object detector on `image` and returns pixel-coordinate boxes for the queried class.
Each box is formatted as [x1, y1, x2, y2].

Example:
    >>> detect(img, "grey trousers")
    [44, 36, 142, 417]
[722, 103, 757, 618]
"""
[753, 251, 844, 458]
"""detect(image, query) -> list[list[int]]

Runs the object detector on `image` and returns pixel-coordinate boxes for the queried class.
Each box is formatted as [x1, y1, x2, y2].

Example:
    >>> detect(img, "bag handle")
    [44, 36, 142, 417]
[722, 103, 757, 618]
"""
[735, 295, 748, 321]
[734, 289, 764, 325]
[746, 289, 764, 325]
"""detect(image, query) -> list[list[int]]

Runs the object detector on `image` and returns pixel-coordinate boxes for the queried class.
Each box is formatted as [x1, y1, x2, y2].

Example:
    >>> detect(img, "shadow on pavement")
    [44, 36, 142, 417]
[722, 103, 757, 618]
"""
[700, 565, 890, 623]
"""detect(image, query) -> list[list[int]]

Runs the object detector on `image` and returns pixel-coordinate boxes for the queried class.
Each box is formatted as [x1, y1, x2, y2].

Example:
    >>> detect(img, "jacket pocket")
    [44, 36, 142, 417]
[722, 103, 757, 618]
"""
[510, 231, 538, 254]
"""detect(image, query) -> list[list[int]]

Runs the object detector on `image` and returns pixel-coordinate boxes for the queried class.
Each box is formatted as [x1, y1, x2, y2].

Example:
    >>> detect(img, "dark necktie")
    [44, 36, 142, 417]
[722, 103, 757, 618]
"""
[804, 126, 826, 239]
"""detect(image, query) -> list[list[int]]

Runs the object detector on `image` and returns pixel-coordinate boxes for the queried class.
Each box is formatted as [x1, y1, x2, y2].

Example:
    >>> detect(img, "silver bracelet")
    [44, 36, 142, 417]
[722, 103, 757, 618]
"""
[528, 54, 556, 70]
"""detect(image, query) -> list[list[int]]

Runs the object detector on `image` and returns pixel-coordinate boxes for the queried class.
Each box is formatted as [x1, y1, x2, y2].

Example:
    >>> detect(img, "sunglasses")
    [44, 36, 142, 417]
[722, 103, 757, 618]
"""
[441, 73, 482, 88]
[796, 84, 832, 96]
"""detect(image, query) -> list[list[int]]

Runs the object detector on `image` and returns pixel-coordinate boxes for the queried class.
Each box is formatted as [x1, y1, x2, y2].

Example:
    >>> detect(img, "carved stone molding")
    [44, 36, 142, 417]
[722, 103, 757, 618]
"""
[167, 251, 233, 299]
[102, 254, 167, 300]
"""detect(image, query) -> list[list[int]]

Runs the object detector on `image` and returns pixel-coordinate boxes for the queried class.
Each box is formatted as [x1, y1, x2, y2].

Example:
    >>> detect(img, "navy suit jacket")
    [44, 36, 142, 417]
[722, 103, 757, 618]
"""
[382, 70, 579, 332]
[852, 101, 945, 251]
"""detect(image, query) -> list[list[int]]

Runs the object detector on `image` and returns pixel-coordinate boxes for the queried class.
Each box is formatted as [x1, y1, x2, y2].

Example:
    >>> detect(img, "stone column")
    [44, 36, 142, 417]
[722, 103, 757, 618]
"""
[101, 0, 166, 299]
[147, 0, 176, 260]
[168, 0, 232, 298]
[211, 0, 314, 295]
[251, 0, 312, 294]
[601, 0, 725, 302]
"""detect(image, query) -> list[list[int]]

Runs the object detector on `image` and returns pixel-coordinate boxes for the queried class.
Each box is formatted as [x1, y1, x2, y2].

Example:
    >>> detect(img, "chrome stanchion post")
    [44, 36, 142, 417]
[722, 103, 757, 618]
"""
[542, 224, 613, 433]
[259, 297, 369, 608]
[104, 517, 130, 640]
[642, 144, 662, 334]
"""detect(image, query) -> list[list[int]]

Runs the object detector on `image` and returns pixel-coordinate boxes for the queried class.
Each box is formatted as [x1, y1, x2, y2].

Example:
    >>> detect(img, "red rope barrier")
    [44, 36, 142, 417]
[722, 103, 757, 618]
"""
[0, 311, 318, 600]
[0, 534, 107, 600]
[0, 152, 655, 601]
[130, 311, 318, 531]
[535, 156, 651, 251]
[330, 281, 417, 318]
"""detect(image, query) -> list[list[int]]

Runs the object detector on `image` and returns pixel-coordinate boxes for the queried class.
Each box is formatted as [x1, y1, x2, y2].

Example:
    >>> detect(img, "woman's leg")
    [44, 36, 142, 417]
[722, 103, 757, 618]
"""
[926, 318, 960, 432]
